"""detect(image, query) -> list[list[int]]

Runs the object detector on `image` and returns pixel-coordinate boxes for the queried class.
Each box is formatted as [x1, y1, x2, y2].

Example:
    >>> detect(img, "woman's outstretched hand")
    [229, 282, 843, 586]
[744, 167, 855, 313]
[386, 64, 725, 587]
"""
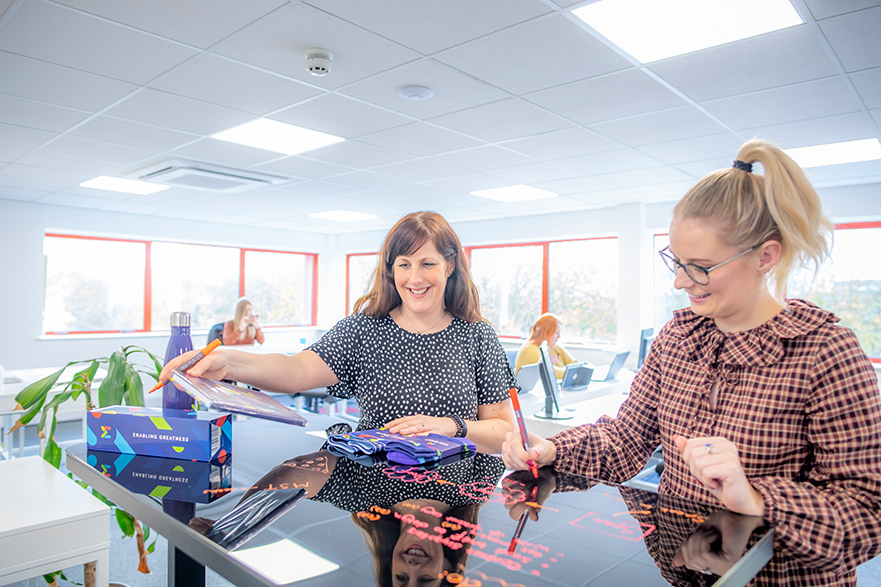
[386, 414, 457, 437]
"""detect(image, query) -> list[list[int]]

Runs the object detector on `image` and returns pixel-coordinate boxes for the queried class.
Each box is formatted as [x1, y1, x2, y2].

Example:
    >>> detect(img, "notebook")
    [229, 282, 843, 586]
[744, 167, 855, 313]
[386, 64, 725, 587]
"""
[591, 351, 630, 382]
[170, 370, 309, 427]
[560, 362, 594, 391]
[515, 362, 540, 393]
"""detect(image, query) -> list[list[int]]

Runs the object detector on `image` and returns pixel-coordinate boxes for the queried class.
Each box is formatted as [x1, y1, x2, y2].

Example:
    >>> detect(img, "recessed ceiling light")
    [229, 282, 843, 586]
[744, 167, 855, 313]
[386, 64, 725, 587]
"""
[309, 210, 378, 222]
[784, 138, 881, 168]
[80, 176, 170, 195]
[470, 185, 558, 203]
[572, 0, 803, 63]
[212, 118, 344, 155]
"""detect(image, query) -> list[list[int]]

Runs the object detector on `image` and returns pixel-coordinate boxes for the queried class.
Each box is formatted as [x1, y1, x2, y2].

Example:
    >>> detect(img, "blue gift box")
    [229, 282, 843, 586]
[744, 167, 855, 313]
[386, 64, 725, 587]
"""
[86, 405, 232, 462]
[87, 449, 232, 503]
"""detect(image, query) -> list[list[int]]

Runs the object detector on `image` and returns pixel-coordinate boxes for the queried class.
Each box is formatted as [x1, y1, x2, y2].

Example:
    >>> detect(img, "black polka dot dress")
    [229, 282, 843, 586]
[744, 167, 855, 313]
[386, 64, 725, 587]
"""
[308, 313, 518, 430]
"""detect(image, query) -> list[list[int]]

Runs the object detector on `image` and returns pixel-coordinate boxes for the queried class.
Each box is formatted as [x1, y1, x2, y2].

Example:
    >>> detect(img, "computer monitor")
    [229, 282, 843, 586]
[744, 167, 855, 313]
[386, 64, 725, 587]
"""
[535, 341, 574, 420]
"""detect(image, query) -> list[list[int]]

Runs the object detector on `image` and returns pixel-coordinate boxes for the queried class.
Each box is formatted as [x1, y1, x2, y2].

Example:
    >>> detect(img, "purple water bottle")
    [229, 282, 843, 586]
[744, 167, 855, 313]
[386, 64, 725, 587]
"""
[162, 311, 194, 410]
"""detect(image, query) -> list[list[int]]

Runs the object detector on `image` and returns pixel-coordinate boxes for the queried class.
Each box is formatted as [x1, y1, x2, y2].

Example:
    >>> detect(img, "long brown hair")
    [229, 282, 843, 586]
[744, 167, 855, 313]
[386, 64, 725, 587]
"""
[353, 211, 484, 323]
[673, 139, 832, 300]
[528, 312, 561, 346]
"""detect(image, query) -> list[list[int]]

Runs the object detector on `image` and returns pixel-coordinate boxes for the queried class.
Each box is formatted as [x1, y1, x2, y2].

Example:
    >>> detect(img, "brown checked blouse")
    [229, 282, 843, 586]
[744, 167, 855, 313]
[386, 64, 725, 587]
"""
[550, 299, 881, 586]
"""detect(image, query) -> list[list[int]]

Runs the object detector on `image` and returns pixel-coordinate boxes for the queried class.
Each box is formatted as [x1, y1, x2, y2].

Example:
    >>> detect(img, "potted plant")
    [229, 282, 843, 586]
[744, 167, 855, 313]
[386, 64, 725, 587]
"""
[10, 345, 162, 587]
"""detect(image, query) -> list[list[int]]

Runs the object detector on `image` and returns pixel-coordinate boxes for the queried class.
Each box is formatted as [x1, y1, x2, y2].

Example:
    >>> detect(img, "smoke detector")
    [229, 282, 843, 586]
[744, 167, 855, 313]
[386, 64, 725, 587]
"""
[397, 85, 434, 101]
[305, 48, 333, 77]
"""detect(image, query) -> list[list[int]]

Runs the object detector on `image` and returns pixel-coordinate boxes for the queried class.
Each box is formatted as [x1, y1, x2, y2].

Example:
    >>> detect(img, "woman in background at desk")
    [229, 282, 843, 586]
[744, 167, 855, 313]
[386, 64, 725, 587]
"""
[223, 297, 265, 345]
[502, 139, 881, 585]
[514, 312, 577, 378]
[162, 211, 516, 453]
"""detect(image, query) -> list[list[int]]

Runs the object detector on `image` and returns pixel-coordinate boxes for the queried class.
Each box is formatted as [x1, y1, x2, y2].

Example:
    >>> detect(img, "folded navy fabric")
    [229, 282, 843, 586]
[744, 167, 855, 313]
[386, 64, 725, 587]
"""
[326, 428, 476, 466]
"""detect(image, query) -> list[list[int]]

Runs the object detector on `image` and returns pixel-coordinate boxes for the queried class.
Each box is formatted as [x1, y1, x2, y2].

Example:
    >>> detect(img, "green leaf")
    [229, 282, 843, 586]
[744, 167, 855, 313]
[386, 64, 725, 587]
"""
[69, 360, 100, 403]
[116, 508, 135, 537]
[9, 395, 47, 431]
[147, 540, 156, 554]
[14, 366, 67, 409]
[43, 435, 62, 469]
[98, 350, 128, 407]
[123, 364, 145, 407]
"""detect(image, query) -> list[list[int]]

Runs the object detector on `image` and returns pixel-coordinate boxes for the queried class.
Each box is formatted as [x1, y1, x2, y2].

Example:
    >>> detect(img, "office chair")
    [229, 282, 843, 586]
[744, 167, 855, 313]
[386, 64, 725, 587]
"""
[207, 322, 224, 345]
[638, 327, 655, 369]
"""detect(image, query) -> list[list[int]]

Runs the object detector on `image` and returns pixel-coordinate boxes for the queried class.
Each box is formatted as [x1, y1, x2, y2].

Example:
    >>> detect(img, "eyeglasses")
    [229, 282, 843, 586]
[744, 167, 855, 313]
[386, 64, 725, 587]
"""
[658, 244, 759, 285]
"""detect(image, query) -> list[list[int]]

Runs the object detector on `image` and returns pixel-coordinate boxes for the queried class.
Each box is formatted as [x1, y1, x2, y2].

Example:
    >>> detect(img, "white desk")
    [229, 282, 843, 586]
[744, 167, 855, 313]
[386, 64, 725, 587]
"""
[0, 456, 110, 586]
[1, 366, 105, 459]
[519, 370, 635, 438]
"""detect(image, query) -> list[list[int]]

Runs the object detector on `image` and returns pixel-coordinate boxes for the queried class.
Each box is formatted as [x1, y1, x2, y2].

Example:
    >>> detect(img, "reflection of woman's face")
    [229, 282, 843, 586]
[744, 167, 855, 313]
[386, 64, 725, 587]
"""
[391, 530, 446, 587]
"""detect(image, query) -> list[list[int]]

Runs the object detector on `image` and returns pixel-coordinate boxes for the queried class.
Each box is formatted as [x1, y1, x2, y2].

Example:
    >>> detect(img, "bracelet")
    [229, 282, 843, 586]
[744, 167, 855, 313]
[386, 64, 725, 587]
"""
[446, 414, 468, 438]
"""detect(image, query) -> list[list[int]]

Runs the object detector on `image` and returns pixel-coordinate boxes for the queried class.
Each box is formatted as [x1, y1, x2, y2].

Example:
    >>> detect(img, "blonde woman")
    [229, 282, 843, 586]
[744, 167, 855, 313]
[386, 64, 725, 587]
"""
[222, 297, 265, 345]
[503, 139, 881, 585]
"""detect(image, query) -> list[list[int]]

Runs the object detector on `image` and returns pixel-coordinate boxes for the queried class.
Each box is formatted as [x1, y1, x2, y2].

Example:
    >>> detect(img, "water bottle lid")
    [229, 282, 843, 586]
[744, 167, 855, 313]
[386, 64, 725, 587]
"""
[170, 311, 190, 327]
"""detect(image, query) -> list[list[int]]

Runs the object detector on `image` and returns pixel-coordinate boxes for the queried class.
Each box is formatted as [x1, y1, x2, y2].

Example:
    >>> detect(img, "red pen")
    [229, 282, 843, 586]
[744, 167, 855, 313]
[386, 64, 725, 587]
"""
[508, 485, 538, 554]
[508, 387, 539, 479]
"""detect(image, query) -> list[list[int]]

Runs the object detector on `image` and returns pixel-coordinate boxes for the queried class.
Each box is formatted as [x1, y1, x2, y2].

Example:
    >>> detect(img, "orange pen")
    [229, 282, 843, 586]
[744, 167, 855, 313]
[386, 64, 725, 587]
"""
[508, 387, 539, 479]
[148, 338, 222, 394]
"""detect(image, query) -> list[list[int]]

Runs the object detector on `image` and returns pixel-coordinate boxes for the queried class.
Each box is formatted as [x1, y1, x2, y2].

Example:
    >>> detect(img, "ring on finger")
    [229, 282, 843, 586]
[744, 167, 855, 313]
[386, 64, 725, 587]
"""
[699, 568, 713, 575]
[704, 443, 713, 454]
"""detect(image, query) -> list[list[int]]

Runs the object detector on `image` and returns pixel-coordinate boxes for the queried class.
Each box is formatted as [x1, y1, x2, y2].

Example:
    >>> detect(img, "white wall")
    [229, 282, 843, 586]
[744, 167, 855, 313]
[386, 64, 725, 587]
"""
[2, 181, 879, 371]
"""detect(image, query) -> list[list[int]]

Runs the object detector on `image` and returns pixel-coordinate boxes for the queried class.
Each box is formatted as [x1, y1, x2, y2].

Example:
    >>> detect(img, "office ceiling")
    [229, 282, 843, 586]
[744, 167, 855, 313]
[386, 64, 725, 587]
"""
[1, 0, 880, 234]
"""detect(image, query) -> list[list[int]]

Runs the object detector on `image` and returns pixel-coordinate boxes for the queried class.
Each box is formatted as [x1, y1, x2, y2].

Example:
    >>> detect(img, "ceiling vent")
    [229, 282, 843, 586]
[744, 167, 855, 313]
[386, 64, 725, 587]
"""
[132, 160, 287, 194]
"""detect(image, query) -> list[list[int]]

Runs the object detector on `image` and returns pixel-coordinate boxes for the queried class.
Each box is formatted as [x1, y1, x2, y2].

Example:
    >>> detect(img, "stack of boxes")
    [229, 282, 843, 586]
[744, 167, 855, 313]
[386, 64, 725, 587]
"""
[86, 406, 232, 503]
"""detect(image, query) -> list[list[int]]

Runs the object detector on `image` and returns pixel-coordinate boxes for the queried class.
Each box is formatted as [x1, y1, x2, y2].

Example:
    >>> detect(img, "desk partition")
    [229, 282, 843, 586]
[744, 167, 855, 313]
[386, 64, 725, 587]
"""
[65, 414, 772, 587]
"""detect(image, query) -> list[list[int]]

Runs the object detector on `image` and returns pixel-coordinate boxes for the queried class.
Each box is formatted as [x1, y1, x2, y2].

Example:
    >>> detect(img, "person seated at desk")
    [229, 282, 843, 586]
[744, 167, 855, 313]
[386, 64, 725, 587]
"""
[501, 139, 881, 585]
[162, 211, 516, 453]
[223, 297, 265, 345]
[514, 312, 577, 378]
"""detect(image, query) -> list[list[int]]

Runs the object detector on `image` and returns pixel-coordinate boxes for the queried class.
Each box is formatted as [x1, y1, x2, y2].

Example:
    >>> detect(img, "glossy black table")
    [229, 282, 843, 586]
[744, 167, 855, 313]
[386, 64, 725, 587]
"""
[65, 413, 773, 587]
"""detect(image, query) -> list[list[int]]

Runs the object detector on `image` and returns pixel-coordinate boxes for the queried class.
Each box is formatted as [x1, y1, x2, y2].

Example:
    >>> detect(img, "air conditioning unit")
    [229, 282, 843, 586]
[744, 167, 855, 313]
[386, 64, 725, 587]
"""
[132, 160, 288, 194]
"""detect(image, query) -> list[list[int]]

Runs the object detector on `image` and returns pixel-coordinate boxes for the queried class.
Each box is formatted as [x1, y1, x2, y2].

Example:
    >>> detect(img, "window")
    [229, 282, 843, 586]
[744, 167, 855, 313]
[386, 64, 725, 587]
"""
[245, 249, 316, 326]
[652, 233, 688, 332]
[43, 236, 146, 333]
[548, 238, 618, 343]
[469, 245, 544, 336]
[788, 222, 881, 360]
[346, 253, 379, 315]
[43, 234, 317, 334]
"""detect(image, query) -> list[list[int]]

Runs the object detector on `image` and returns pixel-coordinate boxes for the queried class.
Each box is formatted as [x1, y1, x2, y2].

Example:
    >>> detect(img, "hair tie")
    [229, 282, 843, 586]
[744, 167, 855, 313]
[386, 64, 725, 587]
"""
[732, 159, 753, 173]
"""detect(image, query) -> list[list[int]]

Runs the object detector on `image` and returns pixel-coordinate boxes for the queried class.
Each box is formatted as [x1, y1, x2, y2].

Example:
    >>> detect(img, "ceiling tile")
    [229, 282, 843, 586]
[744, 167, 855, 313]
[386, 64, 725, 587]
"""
[37, 135, 155, 166]
[68, 116, 198, 151]
[272, 94, 411, 138]
[304, 0, 551, 55]
[597, 166, 696, 189]
[372, 159, 468, 182]
[804, 0, 881, 20]
[436, 14, 632, 95]
[486, 161, 581, 184]
[525, 69, 685, 124]
[15, 151, 117, 177]
[214, 3, 420, 90]
[0, 51, 136, 111]
[589, 106, 729, 146]
[743, 112, 877, 148]
[339, 59, 509, 119]
[255, 156, 351, 180]
[0, 144, 27, 163]
[702, 77, 861, 130]
[300, 140, 409, 169]
[638, 133, 745, 165]
[52, 0, 288, 49]
[850, 68, 881, 109]
[556, 148, 664, 175]
[151, 54, 323, 114]
[103, 89, 254, 135]
[432, 146, 539, 172]
[0, 123, 56, 149]
[0, 95, 90, 133]
[820, 6, 881, 72]
[0, 1, 197, 84]
[430, 98, 572, 142]
[359, 123, 482, 157]
[502, 128, 622, 160]
[649, 26, 838, 102]
[804, 159, 881, 186]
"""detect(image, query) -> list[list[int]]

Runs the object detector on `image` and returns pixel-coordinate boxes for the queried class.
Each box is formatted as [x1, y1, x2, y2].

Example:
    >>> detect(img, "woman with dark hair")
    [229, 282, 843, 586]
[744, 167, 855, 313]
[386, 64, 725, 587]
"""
[502, 140, 881, 585]
[514, 312, 577, 378]
[162, 211, 516, 453]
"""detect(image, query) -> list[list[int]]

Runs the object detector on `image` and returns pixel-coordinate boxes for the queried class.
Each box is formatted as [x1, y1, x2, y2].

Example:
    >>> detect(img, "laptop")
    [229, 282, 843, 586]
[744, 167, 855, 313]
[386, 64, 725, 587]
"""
[514, 362, 541, 393]
[560, 362, 594, 392]
[591, 351, 630, 382]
